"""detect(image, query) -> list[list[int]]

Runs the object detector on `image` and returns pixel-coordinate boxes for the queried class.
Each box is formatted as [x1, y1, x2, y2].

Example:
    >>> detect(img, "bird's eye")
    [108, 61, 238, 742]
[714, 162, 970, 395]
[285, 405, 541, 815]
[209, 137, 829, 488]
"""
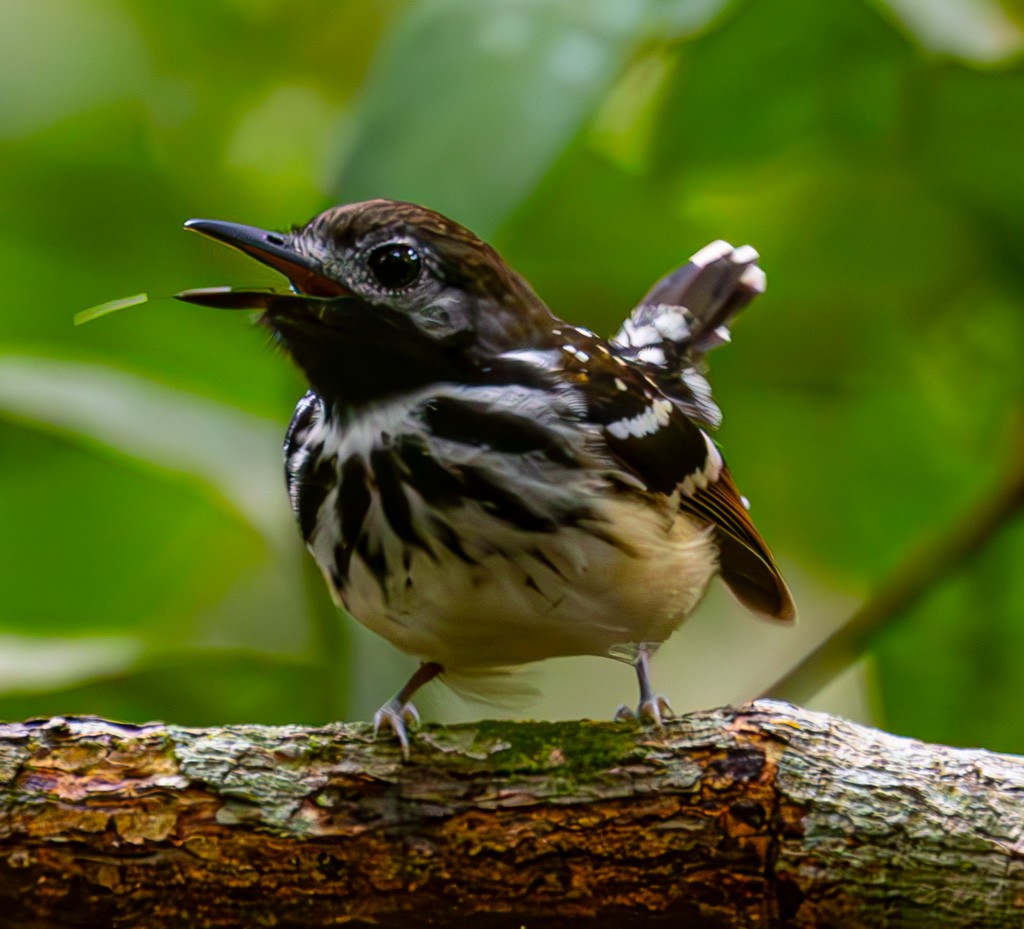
[367, 243, 422, 290]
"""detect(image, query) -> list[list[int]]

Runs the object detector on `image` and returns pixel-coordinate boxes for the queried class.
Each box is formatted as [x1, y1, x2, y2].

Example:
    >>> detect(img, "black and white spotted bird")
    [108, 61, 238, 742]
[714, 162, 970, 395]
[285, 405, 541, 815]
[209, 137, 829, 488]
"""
[178, 199, 794, 756]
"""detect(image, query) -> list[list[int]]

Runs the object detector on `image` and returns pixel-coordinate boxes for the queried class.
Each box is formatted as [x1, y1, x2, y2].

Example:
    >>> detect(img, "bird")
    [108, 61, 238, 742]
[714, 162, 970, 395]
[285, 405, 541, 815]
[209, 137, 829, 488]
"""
[177, 199, 794, 757]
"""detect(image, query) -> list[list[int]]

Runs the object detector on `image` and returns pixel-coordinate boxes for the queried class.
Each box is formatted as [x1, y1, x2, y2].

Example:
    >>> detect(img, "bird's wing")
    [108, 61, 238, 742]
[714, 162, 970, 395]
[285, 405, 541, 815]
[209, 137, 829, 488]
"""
[678, 465, 795, 623]
[566, 345, 793, 623]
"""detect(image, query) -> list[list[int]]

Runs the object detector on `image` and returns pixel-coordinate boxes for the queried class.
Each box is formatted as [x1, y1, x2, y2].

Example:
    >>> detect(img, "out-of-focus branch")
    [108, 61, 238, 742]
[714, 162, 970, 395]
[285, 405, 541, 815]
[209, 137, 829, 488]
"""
[764, 418, 1024, 704]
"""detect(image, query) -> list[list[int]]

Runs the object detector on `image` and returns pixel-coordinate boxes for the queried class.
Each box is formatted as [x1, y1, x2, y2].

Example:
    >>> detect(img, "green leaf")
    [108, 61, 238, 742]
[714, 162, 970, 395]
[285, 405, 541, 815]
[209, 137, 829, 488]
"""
[0, 355, 325, 658]
[0, 634, 140, 692]
[335, 0, 731, 236]
[0, 353, 287, 536]
[0, 419, 263, 639]
[923, 61, 1024, 257]
[874, 518, 1024, 754]
[0, 651, 337, 727]
[877, 0, 1023, 62]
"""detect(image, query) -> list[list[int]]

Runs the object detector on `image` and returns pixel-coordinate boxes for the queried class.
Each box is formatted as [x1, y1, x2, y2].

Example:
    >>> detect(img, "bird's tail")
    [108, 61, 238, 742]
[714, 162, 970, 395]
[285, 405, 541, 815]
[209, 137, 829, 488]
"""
[441, 665, 540, 711]
[611, 240, 766, 428]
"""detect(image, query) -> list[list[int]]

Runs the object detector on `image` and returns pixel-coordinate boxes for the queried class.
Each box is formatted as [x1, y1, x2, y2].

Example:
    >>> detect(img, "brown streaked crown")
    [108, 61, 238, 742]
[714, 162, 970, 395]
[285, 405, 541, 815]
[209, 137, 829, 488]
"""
[299, 199, 548, 312]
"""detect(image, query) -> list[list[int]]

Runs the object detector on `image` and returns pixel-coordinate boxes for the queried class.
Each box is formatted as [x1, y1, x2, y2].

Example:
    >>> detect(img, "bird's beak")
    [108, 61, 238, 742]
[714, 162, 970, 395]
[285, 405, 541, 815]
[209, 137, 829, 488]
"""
[180, 218, 351, 298]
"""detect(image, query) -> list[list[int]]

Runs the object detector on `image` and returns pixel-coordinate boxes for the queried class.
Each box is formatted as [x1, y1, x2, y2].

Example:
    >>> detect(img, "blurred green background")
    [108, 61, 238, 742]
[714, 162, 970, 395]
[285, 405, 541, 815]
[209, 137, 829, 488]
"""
[2, 0, 1023, 752]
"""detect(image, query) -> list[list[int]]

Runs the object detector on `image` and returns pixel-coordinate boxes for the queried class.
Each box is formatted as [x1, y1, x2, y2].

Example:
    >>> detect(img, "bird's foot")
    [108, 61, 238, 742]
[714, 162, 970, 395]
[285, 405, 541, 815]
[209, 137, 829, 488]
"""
[614, 693, 674, 726]
[372, 698, 421, 760]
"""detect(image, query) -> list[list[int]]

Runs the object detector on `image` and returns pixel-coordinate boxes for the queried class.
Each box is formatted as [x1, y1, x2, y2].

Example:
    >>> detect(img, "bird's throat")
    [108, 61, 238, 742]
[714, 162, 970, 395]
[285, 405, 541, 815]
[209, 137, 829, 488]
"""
[269, 312, 474, 411]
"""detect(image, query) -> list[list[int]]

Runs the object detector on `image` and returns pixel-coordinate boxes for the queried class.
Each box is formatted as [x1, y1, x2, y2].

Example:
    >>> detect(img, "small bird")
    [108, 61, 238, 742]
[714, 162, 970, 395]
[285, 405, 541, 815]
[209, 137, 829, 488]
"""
[178, 199, 794, 756]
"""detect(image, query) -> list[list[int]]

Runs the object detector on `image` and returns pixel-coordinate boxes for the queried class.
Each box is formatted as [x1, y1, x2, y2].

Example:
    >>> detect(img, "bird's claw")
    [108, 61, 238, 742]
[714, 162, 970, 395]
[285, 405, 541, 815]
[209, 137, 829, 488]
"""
[640, 693, 674, 726]
[614, 694, 674, 727]
[614, 704, 637, 723]
[372, 699, 421, 760]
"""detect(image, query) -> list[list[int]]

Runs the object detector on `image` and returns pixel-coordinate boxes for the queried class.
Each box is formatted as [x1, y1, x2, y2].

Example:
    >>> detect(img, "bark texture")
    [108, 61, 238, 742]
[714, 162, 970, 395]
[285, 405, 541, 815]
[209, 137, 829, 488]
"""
[0, 700, 1021, 928]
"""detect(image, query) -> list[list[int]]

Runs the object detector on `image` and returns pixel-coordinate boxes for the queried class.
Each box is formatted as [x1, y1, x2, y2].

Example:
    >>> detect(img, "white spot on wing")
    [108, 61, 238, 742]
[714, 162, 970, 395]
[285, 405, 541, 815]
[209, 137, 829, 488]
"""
[625, 323, 659, 347]
[679, 431, 723, 496]
[637, 346, 666, 366]
[606, 398, 672, 440]
[702, 431, 723, 480]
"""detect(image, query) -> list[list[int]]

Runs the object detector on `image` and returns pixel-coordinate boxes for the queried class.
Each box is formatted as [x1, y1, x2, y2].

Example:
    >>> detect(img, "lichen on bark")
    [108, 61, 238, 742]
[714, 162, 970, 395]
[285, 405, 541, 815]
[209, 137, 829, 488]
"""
[1, 701, 1023, 928]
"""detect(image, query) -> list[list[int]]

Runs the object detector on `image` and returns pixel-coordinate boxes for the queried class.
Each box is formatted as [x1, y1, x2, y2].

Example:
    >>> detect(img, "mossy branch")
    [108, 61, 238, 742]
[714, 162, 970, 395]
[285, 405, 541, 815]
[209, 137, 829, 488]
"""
[1, 701, 1022, 928]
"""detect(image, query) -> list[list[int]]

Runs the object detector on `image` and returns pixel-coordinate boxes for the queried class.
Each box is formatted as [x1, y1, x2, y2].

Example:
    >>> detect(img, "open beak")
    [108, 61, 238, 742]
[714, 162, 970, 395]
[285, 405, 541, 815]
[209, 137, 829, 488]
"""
[179, 218, 350, 299]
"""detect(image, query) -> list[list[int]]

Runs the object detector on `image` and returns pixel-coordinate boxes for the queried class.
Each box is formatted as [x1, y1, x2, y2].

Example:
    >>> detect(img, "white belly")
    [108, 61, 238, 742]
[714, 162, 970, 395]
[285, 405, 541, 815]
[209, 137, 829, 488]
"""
[320, 492, 718, 671]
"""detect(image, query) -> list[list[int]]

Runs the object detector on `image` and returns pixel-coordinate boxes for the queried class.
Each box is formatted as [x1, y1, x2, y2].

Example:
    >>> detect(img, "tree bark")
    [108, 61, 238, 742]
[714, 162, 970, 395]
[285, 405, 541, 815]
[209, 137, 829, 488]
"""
[0, 700, 1021, 928]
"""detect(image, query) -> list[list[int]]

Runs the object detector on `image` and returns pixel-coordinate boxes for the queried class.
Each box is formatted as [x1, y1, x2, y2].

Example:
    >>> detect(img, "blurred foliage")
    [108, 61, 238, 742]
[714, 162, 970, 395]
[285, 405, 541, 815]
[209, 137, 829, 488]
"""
[1, 0, 1023, 750]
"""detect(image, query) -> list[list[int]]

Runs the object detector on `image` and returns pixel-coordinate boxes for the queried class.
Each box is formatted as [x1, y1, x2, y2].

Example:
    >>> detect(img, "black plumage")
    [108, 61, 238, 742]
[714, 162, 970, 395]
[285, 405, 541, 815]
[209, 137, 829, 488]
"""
[178, 199, 794, 759]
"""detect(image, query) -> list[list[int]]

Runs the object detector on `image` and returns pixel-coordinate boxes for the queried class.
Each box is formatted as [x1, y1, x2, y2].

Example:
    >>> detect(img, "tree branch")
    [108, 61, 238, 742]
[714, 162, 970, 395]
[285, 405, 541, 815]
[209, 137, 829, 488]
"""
[1, 702, 1023, 927]
[764, 419, 1024, 704]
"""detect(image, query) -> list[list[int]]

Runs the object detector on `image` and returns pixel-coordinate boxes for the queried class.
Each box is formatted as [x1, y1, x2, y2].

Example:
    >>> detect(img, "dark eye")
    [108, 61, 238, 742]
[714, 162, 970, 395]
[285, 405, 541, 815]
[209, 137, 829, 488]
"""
[367, 243, 422, 290]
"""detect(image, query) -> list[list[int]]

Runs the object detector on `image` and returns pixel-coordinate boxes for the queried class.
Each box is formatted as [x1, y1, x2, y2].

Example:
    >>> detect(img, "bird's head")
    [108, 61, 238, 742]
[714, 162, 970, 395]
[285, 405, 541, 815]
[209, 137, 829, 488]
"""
[178, 199, 555, 406]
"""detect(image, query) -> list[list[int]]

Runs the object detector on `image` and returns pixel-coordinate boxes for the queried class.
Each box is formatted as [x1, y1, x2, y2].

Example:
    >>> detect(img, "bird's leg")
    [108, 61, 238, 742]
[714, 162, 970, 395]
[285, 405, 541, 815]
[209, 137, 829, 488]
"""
[635, 644, 674, 724]
[372, 661, 443, 760]
[614, 644, 673, 725]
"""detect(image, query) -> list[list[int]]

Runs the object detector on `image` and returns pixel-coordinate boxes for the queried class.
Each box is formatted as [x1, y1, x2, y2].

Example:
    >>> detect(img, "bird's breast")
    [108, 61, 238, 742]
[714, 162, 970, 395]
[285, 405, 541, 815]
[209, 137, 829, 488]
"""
[284, 385, 718, 668]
